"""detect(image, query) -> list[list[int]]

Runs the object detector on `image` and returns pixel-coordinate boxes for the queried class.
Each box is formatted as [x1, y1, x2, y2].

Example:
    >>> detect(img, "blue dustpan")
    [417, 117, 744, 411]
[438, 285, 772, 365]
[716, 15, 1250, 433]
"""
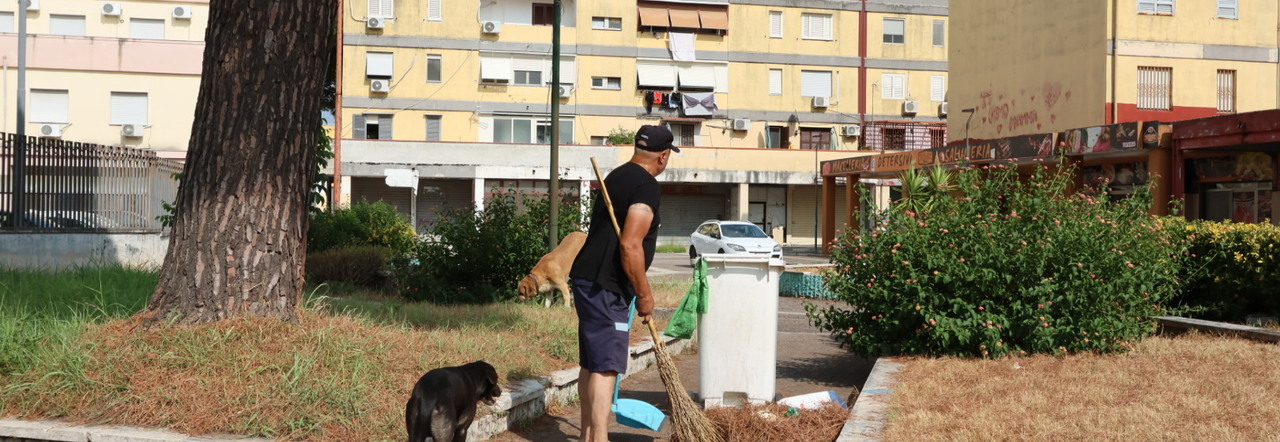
[612, 303, 667, 431]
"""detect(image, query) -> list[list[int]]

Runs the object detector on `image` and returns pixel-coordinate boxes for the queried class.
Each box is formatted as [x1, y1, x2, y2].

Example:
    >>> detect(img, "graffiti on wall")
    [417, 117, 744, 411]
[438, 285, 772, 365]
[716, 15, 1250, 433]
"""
[976, 82, 1072, 136]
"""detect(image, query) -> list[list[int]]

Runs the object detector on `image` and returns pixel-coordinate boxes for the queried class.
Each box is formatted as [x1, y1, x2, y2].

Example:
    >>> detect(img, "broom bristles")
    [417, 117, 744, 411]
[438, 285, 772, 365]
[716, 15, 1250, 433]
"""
[647, 321, 724, 442]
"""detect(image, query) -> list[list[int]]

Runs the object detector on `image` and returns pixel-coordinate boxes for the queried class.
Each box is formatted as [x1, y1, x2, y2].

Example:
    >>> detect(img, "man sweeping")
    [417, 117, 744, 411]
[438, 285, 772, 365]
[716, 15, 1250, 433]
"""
[569, 125, 677, 442]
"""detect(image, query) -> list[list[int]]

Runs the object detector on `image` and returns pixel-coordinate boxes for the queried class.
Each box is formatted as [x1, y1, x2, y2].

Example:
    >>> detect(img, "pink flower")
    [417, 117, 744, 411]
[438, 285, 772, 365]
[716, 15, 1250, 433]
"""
[978, 306, 985, 311]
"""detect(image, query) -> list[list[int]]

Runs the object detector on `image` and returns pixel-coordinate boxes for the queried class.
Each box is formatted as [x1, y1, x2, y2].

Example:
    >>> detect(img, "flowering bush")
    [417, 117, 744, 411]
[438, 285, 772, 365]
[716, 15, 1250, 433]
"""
[808, 161, 1188, 357]
[399, 189, 585, 304]
[1166, 219, 1280, 321]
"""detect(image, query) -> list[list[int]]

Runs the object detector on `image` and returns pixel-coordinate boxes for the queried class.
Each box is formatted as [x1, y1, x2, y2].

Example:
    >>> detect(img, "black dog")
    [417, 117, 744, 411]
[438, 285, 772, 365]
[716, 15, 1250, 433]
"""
[405, 360, 502, 442]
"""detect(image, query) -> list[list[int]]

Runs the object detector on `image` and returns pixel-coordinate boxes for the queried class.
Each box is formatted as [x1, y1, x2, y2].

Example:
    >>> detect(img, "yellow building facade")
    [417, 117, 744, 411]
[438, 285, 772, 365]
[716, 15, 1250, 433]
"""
[2, 0, 209, 158]
[950, 0, 1279, 141]
[338, 0, 949, 246]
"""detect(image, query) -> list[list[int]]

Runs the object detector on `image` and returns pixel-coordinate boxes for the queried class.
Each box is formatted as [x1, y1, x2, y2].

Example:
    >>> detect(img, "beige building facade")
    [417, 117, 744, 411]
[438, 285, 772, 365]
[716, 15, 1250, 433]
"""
[2, 0, 209, 158]
[338, 0, 950, 246]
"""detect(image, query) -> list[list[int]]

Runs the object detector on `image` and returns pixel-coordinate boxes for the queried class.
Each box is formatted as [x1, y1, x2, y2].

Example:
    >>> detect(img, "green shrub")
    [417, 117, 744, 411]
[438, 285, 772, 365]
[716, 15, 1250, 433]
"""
[309, 201, 416, 255]
[808, 161, 1187, 357]
[399, 190, 584, 304]
[306, 246, 394, 288]
[1166, 219, 1280, 321]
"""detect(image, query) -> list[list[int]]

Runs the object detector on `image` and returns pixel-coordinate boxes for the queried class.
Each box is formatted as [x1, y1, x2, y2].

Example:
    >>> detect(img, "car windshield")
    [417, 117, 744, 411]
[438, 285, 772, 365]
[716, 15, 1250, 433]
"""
[721, 224, 768, 238]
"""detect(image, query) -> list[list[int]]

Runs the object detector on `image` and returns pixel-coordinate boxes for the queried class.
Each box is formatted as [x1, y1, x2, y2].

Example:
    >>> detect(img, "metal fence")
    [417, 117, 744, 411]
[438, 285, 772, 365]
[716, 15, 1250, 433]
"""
[0, 133, 182, 232]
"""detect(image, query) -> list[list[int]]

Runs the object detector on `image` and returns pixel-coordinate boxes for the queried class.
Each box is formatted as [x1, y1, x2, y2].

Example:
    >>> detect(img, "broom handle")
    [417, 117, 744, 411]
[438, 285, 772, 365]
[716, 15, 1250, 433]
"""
[589, 158, 667, 353]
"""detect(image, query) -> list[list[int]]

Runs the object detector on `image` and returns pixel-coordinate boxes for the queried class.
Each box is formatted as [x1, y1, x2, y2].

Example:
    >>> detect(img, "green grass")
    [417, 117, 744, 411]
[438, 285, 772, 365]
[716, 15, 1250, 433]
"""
[656, 244, 687, 253]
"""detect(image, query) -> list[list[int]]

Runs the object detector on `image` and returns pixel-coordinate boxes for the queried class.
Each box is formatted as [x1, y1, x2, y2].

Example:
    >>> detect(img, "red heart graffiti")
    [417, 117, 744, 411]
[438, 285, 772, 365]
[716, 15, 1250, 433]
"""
[1043, 82, 1063, 109]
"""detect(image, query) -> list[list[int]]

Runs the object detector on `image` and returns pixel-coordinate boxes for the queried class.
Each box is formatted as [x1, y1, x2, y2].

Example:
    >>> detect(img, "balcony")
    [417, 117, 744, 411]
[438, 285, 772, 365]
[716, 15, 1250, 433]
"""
[861, 121, 947, 151]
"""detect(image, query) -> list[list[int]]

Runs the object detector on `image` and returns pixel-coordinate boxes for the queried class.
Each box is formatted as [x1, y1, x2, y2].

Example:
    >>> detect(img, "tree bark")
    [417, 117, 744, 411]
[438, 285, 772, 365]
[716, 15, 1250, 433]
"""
[146, 0, 336, 325]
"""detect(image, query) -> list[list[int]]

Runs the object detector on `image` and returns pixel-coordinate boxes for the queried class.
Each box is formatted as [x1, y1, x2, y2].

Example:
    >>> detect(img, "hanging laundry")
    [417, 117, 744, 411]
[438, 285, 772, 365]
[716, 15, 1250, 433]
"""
[666, 93, 681, 109]
[681, 92, 717, 117]
[653, 91, 664, 105]
[669, 32, 697, 62]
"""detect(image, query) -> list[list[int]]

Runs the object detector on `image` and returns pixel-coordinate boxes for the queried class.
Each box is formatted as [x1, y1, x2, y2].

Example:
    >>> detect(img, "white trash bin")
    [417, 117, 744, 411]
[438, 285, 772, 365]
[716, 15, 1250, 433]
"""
[697, 254, 785, 408]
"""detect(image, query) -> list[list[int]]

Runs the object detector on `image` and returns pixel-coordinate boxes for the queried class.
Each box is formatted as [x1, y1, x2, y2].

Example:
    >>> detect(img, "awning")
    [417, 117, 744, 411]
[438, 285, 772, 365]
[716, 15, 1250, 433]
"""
[638, 4, 669, 27]
[637, 63, 677, 88]
[480, 56, 512, 82]
[697, 7, 729, 31]
[667, 6, 701, 28]
[677, 64, 716, 89]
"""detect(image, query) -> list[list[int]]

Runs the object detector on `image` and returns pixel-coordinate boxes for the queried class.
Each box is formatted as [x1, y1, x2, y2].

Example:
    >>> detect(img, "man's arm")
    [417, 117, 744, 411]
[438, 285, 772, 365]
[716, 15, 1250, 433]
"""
[619, 202, 655, 322]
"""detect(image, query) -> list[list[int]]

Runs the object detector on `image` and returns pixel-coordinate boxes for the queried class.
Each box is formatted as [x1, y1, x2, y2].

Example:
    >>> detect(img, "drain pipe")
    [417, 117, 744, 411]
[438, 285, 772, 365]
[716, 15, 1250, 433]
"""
[332, 0, 345, 209]
[858, 0, 868, 139]
[1110, 0, 1119, 124]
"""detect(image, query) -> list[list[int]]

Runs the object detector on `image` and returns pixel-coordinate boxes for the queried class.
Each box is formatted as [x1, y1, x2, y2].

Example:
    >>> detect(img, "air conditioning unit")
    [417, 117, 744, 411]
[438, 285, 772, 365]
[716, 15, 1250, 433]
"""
[842, 125, 862, 137]
[731, 118, 750, 131]
[482, 21, 503, 34]
[557, 85, 574, 98]
[903, 100, 920, 115]
[172, 5, 193, 19]
[939, 102, 949, 117]
[102, 2, 121, 16]
[812, 96, 829, 108]
[370, 79, 389, 93]
[38, 124, 61, 138]
[23, 0, 38, 11]
[367, 17, 385, 29]
[121, 124, 144, 137]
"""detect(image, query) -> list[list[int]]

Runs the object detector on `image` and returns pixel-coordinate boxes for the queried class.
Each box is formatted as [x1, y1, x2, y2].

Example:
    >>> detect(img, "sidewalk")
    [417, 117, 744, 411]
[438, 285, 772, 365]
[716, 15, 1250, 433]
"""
[491, 297, 874, 442]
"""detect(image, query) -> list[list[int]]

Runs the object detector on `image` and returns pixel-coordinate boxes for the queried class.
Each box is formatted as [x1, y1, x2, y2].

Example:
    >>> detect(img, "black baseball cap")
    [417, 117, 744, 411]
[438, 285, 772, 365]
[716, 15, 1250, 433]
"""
[635, 125, 680, 153]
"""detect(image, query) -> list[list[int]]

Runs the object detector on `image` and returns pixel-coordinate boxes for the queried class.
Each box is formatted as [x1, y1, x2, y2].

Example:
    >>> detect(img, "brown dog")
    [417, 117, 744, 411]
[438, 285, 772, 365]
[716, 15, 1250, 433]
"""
[517, 231, 587, 307]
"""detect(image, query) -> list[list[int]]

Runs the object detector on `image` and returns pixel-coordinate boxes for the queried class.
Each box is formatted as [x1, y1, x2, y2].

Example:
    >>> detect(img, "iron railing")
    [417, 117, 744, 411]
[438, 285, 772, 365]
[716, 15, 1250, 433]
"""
[861, 121, 947, 151]
[0, 133, 182, 232]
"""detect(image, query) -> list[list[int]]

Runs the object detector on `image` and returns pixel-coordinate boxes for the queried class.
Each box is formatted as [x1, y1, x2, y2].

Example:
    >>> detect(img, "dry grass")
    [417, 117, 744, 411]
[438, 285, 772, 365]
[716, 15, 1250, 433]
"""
[882, 332, 1280, 441]
[0, 302, 582, 441]
[705, 403, 848, 442]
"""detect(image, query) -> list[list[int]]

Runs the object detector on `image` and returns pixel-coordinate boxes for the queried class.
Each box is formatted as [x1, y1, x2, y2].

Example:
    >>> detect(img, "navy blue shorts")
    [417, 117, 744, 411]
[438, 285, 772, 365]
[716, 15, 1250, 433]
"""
[572, 278, 633, 374]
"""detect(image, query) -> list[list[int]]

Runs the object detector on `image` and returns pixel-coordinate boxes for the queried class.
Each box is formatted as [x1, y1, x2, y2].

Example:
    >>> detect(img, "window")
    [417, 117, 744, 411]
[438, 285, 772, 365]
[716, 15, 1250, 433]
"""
[1217, 69, 1236, 113]
[0, 12, 13, 33]
[50, 15, 86, 36]
[801, 13, 832, 40]
[31, 89, 69, 123]
[800, 70, 831, 98]
[355, 114, 392, 140]
[592, 16, 622, 30]
[110, 92, 148, 125]
[1137, 66, 1172, 110]
[767, 126, 790, 149]
[592, 76, 621, 90]
[1137, 0, 1174, 15]
[932, 20, 945, 46]
[425, 115, 441, 141]
[426, 55, 441, 83]
[677, 65, 716, 90]
[366, 52, 393, 78]
[930, 75, 946, 102]
[492, 116, 573, 144]
[426, 0, 441, 21]
[130, 18, 165, 40]
[368, 0, 394, 18]
[481, 54, 576, 86]
[668, 123, 698, 146]
[799, 127, 831, 150]
[532, 3, 554, 26]
[769, 11, 783, 38]
[883, 128, 906, 150]
[1217, 0, 1237, 19]
[768, 69, 782, 95]
[930, 128, 946, 148]
[590, 136, 609, 145]
[513, 70, 542, 86]
[883, 18, 905, 44]
[881, 73, 906, 99]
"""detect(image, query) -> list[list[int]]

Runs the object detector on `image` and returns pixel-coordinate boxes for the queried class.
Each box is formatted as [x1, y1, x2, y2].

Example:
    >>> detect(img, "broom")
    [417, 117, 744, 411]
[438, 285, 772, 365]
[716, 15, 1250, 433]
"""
[590, 158, 724, 442]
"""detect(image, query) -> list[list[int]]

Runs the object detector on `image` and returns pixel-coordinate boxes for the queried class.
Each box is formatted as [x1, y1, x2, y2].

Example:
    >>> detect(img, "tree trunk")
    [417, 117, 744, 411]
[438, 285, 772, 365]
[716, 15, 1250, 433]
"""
[146, 0, 336, 325]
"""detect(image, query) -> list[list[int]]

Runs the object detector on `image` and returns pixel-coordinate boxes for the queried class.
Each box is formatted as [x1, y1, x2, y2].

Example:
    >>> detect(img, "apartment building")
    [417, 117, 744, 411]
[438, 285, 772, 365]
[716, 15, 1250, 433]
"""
[950, 0, 1276, 141]
[337, 0, 949, 245]
[2, 0, 208, 158]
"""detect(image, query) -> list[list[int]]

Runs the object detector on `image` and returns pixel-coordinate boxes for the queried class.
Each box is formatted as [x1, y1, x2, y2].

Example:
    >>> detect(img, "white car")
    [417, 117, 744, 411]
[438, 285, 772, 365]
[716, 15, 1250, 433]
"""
[689, 220, 783, 265]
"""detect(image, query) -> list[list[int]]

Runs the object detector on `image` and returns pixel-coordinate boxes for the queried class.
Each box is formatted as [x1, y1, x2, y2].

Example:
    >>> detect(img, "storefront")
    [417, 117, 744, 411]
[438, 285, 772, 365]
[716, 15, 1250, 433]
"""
[1172, 110, 1280, 225]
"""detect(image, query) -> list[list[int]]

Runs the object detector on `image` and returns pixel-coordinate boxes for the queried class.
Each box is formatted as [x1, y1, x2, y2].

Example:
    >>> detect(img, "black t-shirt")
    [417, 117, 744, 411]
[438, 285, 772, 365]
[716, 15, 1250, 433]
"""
[570, 161, 662, 296]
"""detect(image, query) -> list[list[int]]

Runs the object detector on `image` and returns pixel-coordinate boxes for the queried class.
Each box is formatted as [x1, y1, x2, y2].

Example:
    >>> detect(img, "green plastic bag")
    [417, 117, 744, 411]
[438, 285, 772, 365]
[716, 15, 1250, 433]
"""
[664, 258, 708, 339]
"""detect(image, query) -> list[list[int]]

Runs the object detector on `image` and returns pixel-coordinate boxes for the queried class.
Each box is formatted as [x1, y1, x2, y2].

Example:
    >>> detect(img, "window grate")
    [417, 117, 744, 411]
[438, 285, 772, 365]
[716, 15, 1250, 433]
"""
[1217, 70, 1236, 113]
[1137, 66, 1172, 111]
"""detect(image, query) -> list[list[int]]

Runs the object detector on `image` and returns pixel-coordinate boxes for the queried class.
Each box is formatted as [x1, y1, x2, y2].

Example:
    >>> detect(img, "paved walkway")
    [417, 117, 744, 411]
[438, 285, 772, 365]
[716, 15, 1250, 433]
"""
[490, 297, 874, 442]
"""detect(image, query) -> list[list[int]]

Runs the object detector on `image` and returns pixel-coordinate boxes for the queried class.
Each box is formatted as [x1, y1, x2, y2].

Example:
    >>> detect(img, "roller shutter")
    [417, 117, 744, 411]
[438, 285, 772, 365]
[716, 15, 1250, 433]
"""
[658, 194, 724, 244]
[788, 184, 847, 245]
[417, 179, 474, 230]
[351, 177, 415, 221]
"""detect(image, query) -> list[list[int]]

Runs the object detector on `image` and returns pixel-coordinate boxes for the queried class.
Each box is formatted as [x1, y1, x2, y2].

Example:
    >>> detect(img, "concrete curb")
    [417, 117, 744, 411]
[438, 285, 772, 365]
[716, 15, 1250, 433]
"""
[0, 333, 694, 442]
[834, 357, 902, 442]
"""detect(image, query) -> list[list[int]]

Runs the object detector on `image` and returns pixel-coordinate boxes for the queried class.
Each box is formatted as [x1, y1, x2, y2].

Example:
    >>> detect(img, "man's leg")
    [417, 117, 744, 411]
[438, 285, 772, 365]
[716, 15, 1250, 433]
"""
[580, 369, 617, 442]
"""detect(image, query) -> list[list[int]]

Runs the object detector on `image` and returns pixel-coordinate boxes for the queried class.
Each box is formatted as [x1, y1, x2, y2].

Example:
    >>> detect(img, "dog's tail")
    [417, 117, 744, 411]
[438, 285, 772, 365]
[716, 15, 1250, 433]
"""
[406, 394, 438, 442]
